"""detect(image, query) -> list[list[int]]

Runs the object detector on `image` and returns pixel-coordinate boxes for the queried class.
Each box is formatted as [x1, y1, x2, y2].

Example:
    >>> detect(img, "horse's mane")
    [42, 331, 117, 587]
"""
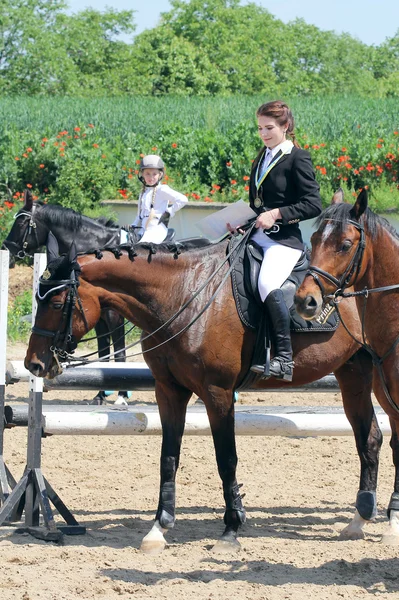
[315, 202, 399, 241]
[138, 237, 214, 254]
[36, 202, 119, 230]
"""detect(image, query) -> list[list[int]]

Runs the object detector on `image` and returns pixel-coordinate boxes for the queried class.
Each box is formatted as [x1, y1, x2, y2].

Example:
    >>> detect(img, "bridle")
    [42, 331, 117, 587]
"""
[306, 217, 399, 414]
[32, 269, 90, 368]
[4, 207, 40, 259]
[307, 218, 366, 301]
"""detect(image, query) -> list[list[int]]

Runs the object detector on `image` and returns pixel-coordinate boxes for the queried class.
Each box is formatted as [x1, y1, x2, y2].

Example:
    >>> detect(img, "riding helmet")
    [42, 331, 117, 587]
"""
[138, 154, 165, 185]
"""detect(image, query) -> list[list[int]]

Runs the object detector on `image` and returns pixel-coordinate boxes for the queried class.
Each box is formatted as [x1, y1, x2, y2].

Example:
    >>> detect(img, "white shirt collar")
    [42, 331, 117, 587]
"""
[267, 139, 294, 159]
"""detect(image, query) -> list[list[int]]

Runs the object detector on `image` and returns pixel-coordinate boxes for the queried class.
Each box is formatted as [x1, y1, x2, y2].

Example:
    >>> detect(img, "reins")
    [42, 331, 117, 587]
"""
[40, 222, 257, 368]
[308, 217, 399, 414]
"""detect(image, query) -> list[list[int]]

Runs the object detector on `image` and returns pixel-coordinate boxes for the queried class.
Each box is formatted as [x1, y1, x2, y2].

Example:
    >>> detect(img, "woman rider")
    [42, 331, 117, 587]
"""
[245, 100, 322, 382]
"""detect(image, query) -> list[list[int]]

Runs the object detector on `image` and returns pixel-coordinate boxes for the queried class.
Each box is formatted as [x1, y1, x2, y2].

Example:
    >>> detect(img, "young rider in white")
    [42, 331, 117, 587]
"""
[131, 155, 188, 244]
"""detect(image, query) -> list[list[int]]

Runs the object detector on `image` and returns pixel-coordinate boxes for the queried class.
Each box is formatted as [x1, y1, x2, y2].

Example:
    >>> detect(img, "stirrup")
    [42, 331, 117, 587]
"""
[269, 357, 294, 382]
[250, 363, 271, 379]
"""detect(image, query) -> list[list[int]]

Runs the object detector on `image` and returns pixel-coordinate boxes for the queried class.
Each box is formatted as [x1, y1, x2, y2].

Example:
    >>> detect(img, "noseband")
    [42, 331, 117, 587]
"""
[307, 219, 366, 302]
[32, 269, 89, 361]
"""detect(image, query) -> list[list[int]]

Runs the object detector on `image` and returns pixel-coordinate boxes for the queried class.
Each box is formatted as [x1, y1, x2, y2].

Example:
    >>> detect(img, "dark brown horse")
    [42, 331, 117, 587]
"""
[24, 234, 381, 552]
[295, 188, 399, 544]
[2, 190, 129, 404]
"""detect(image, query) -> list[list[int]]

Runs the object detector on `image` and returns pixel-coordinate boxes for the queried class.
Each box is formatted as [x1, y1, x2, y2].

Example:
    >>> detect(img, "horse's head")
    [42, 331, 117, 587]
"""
[24, 235, 101, 379]
[2, 189, 47, 262]
[295, 188, 368, 320]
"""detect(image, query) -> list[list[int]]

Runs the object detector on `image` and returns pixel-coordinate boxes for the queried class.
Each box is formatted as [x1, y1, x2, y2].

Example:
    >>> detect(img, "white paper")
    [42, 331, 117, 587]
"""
[195, 200, 257, 239]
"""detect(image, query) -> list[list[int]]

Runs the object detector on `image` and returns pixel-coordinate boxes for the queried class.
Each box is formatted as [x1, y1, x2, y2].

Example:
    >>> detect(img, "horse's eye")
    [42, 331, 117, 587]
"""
[340, 240, 353, 253]
[51, 301, 63, 310]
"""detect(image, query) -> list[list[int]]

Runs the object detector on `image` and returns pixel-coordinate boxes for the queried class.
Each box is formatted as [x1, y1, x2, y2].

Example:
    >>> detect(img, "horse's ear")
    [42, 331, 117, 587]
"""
[331, 188, 344, 204]
[349, 188, 368, 221]
[46, 231, 59, 263]
[68, 241, 78, 264]
[23, 188, 33, 211]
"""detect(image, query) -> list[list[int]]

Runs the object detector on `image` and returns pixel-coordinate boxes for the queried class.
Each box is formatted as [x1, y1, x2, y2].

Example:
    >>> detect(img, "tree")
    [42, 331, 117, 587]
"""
[0, 0, 136, 95]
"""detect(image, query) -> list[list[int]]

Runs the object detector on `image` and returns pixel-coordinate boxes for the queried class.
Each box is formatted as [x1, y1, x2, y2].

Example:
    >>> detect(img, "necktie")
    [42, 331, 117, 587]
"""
[258, 149, 272, 180]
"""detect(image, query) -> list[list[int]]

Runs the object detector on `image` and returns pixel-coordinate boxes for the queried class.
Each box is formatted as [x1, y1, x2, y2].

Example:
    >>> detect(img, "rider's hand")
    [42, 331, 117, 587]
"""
[227, 222, 245, 234]
[255, 209, 280, 230]
[158, 211, 170, 227]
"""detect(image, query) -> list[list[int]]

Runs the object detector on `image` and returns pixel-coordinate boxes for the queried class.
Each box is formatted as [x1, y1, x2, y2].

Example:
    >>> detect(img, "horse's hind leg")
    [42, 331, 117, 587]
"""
[140, 381, 192, 555]
[334, 349, 382, 540]
[204, 385, 246, 553]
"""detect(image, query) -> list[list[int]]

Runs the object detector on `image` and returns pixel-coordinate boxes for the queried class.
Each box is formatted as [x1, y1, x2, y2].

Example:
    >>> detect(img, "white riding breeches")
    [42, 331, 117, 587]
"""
[251, 228, 302, 302]
[139, 223, 168, 244]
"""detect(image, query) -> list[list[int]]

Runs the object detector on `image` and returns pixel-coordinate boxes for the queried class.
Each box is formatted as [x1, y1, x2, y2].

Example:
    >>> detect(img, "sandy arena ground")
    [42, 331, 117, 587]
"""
[1, 267, 399, 599]
[1, 340, 399, 600]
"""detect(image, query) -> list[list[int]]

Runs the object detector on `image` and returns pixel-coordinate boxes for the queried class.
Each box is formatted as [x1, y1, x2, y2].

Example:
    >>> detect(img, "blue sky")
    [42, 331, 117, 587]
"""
[66, 0, 399, 46]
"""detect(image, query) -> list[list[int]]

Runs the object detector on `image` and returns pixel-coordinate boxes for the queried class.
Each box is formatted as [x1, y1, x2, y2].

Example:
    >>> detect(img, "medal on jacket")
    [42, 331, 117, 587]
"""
[254, 196, 262, 208]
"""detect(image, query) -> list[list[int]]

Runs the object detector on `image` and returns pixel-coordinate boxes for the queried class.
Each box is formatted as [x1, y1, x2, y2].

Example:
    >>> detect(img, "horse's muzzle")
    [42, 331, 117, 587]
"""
[294, 293, 322, 320]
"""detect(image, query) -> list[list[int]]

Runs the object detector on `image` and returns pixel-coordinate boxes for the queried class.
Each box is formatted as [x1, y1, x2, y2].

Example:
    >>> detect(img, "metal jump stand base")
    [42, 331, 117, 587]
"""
[0, 383, 17, 510]
[0, 388, 86, 542]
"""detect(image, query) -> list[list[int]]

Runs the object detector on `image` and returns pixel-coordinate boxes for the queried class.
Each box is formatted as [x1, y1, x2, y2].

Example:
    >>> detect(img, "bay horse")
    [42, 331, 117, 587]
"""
[295, 188, 399, 544]
[2, 190, 129, 405]
[24, 233, 381, 553]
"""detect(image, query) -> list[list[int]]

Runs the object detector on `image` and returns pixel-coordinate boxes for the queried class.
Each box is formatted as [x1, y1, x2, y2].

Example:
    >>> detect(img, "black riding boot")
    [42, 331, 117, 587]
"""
[250, 288, 294, 382]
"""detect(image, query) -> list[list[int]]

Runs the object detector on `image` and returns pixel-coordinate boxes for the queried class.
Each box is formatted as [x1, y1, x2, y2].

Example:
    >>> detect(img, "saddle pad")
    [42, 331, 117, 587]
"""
[228, 235, 339, 333]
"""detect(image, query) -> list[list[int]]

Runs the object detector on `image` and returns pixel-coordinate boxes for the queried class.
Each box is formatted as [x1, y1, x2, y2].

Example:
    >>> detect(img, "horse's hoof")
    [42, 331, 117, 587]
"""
[381, 530, 399, 545]
[114, 396, 129, 406]
[212, 537, 241, 554]
[140, 539, 167, 555]
[89, 398, 106, 406]
[338, 527, 365, 541]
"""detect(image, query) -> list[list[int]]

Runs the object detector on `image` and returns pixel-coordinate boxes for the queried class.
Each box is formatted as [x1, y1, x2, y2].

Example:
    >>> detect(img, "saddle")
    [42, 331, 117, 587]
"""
[229, 235, 339, 333]
[126, 226, 177, 244]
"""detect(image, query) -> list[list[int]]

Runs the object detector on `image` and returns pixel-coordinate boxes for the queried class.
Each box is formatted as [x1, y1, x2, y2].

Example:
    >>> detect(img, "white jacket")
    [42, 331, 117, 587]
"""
[132, 183, 188, 244]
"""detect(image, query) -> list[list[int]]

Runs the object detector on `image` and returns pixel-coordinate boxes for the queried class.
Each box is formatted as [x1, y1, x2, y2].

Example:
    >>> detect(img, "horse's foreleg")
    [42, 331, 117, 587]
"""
[204, 386, 245, 553]
[334, 349, 382, 540]
[109, 312, 130, 404]
[140, 380, 191, 555]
